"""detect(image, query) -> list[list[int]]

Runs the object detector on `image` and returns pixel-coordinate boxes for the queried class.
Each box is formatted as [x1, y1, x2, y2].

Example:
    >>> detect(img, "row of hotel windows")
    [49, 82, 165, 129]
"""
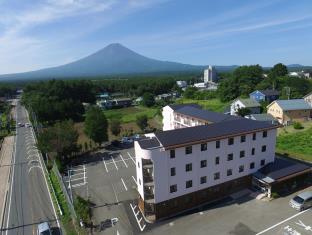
[170, 131, 268, 157]
[170, 157, 266, 176]
[170, 145, 267, 159]
[169, 160, 266, 193]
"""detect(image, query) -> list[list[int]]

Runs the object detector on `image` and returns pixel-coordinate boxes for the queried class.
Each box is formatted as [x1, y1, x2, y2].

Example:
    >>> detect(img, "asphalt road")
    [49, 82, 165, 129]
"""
[2, 101, 59, 235]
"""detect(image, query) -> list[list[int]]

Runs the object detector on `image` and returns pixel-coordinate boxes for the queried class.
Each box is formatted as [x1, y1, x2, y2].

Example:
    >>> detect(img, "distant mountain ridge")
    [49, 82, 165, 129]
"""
[0, 43, 310, 81]
[0, 43, 205, 81]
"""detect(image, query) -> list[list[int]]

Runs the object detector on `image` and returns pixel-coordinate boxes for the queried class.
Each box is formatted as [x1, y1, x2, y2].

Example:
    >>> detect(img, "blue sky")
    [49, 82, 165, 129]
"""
[0, 0, 312, 74]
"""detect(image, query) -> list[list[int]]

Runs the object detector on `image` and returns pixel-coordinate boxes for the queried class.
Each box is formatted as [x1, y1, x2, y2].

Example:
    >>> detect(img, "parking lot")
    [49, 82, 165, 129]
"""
[68, 147, 312, 235]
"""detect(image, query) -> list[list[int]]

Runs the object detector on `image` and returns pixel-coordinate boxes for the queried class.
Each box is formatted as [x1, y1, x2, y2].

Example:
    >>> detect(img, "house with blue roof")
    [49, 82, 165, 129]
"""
[267, 99, 312, 125]
[249, 89, 279, 103]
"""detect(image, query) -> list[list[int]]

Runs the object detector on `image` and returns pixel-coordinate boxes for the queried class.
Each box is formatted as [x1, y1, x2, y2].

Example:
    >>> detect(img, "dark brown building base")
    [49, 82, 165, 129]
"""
[140, 175, 252, 221]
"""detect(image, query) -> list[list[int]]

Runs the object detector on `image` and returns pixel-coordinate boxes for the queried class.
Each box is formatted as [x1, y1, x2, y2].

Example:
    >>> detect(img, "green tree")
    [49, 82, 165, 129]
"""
[183, 86, 198, 99]
[37, 120, 79, 159]
[110, 119, 121, 136]
[84, 106, 108, 146]
[136, 114, 148, 131]
[270, 63, 288, 78]
[236, 107, 251, 117]
[142, 92, 155, 107]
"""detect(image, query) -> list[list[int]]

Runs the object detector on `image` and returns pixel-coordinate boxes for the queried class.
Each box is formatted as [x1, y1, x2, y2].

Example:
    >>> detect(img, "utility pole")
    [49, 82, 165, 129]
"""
[284, 86, 290, 100]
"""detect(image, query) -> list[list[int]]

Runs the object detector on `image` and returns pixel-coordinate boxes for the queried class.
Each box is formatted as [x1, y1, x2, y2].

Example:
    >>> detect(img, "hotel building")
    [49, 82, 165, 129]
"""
[135, 104, 279, 221]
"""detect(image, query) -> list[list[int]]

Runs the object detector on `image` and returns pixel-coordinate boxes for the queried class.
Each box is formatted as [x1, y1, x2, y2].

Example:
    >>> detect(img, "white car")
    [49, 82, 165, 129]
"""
[289, 191, 312, 211]
[37, 222, 51, 235]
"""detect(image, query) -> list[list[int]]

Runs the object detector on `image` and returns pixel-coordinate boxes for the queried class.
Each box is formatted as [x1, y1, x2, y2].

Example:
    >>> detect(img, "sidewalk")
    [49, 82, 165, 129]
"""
[0, 136, 15, 228]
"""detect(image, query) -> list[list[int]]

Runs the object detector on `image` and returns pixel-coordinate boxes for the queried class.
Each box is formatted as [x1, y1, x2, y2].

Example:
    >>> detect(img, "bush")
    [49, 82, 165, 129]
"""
[293, 122, 304, 130]
[271, 192, 279, 199]
[74, 196, 91, 223]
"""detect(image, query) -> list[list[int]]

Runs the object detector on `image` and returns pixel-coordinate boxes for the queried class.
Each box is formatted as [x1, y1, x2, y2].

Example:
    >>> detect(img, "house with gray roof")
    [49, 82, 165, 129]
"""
[267, 99, 312, 125]
[230, 98, 261, 116]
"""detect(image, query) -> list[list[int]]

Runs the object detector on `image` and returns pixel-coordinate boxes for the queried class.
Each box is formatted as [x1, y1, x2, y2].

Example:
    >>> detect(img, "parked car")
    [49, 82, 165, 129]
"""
[121, 137, 134, 144]
[37, 222, 51, 235]
[289, 191, 312, 211]
[17, 122, 24, 127]
[25, 123, 31, 128]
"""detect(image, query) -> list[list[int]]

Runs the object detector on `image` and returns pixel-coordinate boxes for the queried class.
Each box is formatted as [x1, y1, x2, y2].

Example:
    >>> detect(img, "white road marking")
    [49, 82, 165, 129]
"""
[132, 176, 137, 185]
[130, 203, 146, 232]
[103, 158, 109, 173]
[127, 152, 135, 164]
[111, 155, 118, 170]
[112, 184, 119, 203]
[5, 119, 17, 235]
[28, 165, 42, 173]
[256, 208, 311, 235]
[66, 177, 87, 182]
[121, 178, 128, 191]
[71, 182, 87, 188]
[69, 172, 85, 177]
[120, 154, 128, 168]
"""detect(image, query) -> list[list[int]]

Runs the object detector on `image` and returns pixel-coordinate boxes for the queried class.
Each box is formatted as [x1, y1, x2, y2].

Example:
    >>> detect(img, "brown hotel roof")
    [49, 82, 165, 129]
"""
[152, 118, 279, 149]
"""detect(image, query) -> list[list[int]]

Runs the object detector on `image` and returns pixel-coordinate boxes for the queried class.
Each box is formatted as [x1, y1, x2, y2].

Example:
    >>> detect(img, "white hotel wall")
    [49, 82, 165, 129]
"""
[135, 129, 277, 204]
[162, 106, 175, 131]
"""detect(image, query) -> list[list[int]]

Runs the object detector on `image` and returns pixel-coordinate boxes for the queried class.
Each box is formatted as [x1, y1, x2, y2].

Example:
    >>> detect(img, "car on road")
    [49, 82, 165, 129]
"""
[121, 137, 134, 144]
[37, 222, 51, 235]
[289, 191, 312, 211]
[17, 122, 24, 127]
[25, 123, 32, 128]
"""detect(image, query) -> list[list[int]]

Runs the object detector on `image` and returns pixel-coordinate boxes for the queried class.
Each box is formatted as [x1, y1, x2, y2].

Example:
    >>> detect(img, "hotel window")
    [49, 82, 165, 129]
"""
[251, 148, 255, 155]
[170, 184, 177, 193]
[170, 149, 175, 158]
[227, 153, 233, 161]
[241, 135, 246, 143]
[215, 156, 220, 165]
[139, 179, 141, 185]
[185, 163, 192, 172]
[263, 131, 268, 138]
[239, 165, 244, 173]
[250, 162, 255, 169]
[214, 172, 220, 180]
[170, 167, 176, 176]
[186, 180, 193, 188]
[185, 146, 192, 155]
[200, 160, 207, 168]
[252, 133, 257, 140]
[201, 143, 207, 151]
[261, 145, 267, 152]
[138, 162, 140, 168]
[261, 159, 265, 166]
[227, 169, 233, 176]
[240, 150, 245, 158]
[216, 140, 220, 149]
[228, 137, 234, 145]
[200, 176, 207, 184]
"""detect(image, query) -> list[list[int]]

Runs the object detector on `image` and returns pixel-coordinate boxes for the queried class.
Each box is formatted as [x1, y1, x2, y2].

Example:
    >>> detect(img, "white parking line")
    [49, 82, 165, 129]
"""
[132, 176, 137, 185]
[127, 152, 135, 164]
[130, 203, 146, 232]
[121, 178, 128, 191]
[111, 155, 118, 170]
[120, 154, 128, 168]
[72, 182, 87, 188]
[112, 184, 119, 203]
[256, 208, 311, 235]
[66, 177, 86, 182]
[103, 158, 109, 173]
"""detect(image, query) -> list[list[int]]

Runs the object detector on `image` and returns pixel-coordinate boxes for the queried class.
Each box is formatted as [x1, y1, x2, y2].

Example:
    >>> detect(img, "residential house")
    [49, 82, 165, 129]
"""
[245, 113, 278, 124]
[176, 81, 187, 88]
[230, 98, 261, 116]
[267, 99, 312, 125]
[303, 92, 312, 107]
[112, 98, 132, 108]
[249, 90, 279, 103]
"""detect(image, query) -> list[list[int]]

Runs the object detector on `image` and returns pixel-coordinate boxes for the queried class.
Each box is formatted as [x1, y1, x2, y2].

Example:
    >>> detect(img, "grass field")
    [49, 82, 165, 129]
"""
[276, 126, 312, 162]
[103, 106, 159, 123]
[175, 98, 229, 112]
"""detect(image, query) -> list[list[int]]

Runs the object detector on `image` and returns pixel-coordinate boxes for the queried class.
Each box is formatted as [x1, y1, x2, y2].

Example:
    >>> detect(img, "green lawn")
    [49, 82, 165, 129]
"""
[175, 98, 229, 112]
[276, 126, 312, 162]
[103, 106, 159, 123]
